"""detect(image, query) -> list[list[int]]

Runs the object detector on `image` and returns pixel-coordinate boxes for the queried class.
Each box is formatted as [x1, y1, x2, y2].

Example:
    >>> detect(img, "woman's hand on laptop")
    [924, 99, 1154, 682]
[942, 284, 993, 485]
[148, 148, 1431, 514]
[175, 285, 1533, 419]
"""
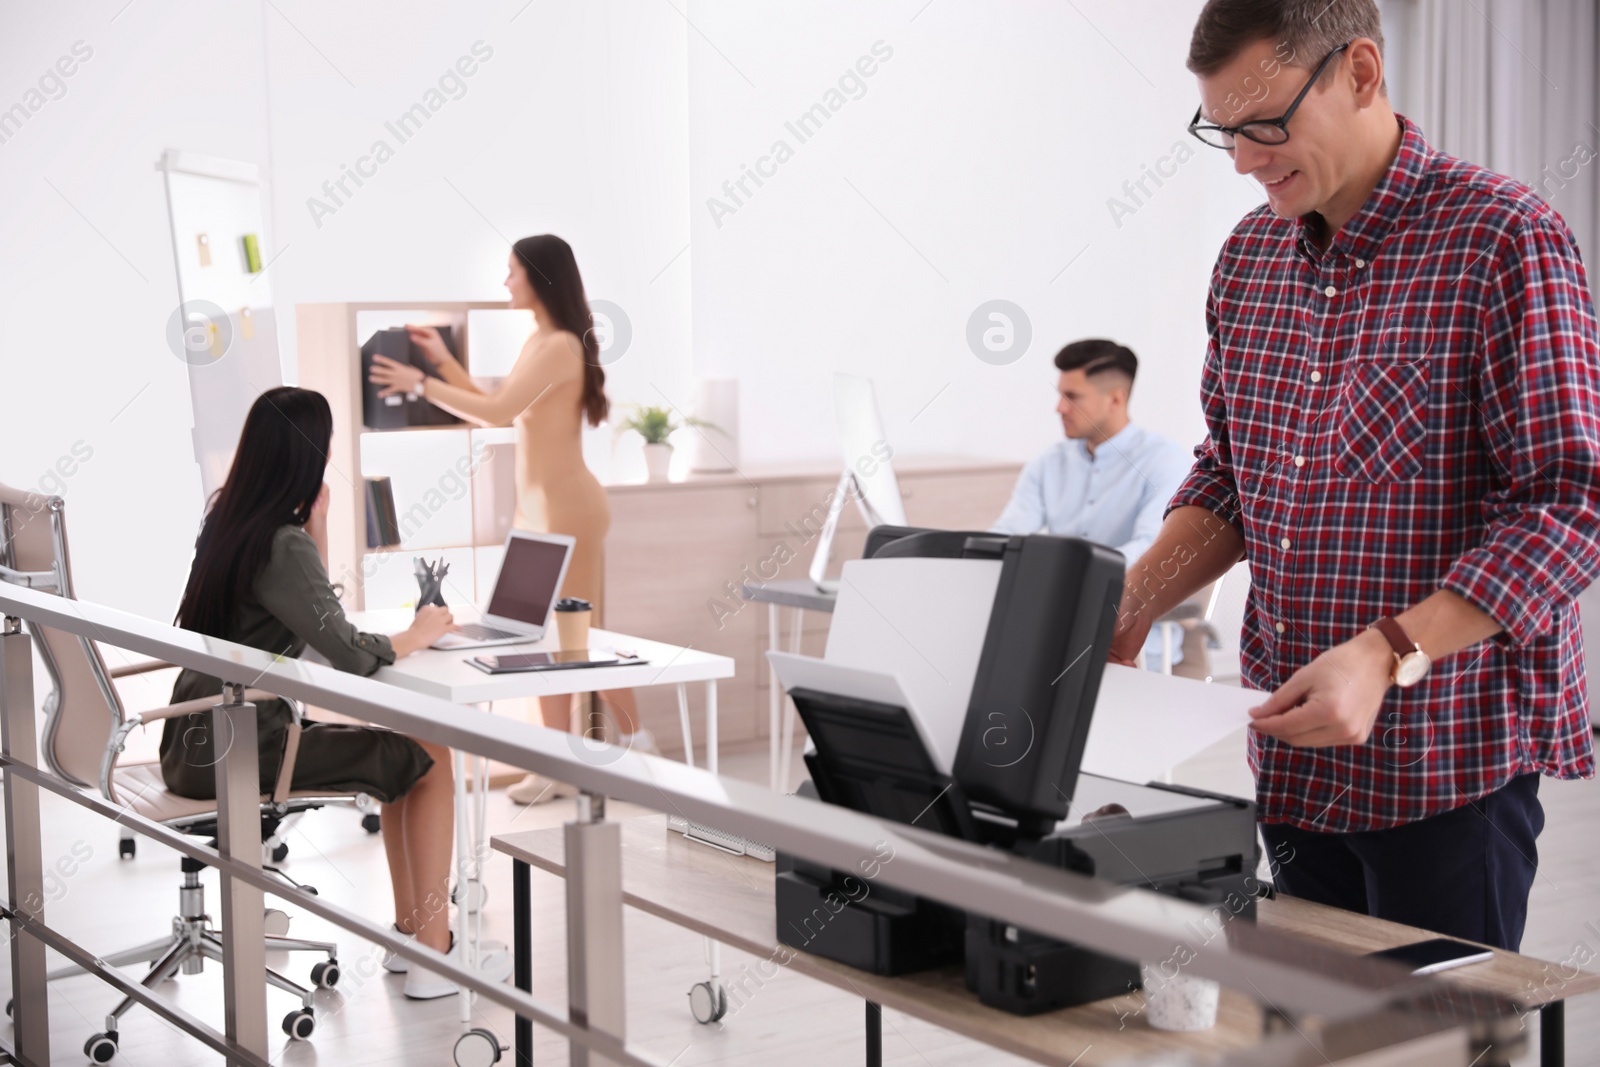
[392, 605, 458, 657]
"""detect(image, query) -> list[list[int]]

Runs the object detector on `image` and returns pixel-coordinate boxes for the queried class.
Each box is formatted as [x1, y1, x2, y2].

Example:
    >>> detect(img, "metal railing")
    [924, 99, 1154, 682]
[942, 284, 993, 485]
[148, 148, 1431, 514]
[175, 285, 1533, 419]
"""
[0, 581, 1519, 1067]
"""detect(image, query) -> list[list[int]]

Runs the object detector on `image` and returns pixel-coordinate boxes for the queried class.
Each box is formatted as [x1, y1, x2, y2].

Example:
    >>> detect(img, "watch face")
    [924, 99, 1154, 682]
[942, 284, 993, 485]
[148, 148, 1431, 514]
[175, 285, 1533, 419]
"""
[1394, 651, 1432, 687]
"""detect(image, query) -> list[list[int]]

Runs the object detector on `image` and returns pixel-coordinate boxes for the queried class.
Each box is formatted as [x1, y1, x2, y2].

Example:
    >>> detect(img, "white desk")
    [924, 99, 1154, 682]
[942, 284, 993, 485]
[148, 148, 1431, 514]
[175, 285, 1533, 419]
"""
[348, 608, 734, 1049]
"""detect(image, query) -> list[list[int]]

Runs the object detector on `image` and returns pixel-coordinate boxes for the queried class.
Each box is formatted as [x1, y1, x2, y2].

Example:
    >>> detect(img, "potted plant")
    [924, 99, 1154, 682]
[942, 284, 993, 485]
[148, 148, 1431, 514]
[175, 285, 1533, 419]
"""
[616, 404, 715, 482]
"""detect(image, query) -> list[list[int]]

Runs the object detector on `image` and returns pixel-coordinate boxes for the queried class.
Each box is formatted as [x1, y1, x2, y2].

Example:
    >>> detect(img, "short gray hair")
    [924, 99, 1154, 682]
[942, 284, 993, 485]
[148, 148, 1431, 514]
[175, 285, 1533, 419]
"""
[1187, 0, 1384, 76]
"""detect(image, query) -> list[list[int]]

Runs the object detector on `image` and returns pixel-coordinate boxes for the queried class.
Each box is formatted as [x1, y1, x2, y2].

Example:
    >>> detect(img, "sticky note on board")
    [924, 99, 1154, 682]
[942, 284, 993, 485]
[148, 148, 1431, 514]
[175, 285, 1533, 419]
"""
[239, 306, 254, 340]
[207, 321, 222, 357]
[242, 233, 262, 273]
[196, 233, 211, 266]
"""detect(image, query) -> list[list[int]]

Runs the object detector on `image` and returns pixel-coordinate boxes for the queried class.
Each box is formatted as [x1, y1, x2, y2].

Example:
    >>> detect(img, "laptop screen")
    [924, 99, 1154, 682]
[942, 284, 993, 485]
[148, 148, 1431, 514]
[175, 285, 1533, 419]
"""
[485, 536, 568, 627]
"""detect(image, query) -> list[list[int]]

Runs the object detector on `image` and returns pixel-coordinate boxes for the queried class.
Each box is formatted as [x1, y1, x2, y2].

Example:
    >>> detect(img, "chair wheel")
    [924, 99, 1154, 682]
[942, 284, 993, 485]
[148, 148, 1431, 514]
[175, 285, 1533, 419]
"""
[118, 838, 136, 860]
[270, 842, 289, 863]
[688, 980, 727, 1024]
[362, 813, 382, 833]
[451, 880, 487, 912]
[264, 908, 291, 937]
[311, 960, 340, 989]
[282, 1008, 315, 1039]
[453, 1027, 502, 1067]
[84, 1031, 119, 1063]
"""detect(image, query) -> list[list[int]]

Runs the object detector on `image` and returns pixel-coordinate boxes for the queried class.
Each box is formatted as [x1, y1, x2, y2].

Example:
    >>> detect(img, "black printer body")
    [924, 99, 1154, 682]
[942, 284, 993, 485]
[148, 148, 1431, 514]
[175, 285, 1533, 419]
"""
[774, 528, 1261, 1015]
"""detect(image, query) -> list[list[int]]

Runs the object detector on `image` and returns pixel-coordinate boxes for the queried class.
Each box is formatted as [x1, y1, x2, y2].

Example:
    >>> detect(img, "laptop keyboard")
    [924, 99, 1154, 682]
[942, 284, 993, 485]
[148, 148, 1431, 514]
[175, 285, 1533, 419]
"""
[456, 622, 521, 641]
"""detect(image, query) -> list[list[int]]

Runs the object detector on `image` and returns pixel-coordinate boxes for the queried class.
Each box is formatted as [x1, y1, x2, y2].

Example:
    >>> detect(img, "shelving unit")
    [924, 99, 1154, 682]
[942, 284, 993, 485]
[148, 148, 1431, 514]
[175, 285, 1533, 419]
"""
[296, 302, 531, 611]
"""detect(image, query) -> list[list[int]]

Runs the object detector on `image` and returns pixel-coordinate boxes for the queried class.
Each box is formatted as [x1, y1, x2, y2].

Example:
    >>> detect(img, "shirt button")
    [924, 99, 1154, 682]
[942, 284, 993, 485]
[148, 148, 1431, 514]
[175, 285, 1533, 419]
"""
[1310, 370, 1323, 382]
[1275, 622, 1286, 634]
[1355, 258, 1367, 268]
[1324, 285, 1337, 297]
[1294, 455, 1306, 467]
[1280, 537, 1291, 549]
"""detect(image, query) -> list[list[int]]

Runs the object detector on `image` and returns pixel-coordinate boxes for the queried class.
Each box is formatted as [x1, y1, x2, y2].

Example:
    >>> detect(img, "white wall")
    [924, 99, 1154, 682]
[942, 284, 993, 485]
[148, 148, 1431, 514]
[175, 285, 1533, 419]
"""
[0, 0, 273, 620]
[686, 0, 1265, 466]
[3, 0, 1269, 620]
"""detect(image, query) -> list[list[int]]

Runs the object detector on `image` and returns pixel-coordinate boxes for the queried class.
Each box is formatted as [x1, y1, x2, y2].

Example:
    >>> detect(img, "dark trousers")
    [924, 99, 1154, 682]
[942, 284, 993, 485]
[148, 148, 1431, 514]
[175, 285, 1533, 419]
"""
[1257, 773, 1544, 952]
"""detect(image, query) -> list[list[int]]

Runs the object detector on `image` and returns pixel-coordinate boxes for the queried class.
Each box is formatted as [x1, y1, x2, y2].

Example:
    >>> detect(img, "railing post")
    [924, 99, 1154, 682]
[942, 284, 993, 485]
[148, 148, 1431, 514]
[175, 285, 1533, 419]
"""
[565, 791, 624, 1067]
[0, 618, 50, 1066]
[213, 683, 268, 1064]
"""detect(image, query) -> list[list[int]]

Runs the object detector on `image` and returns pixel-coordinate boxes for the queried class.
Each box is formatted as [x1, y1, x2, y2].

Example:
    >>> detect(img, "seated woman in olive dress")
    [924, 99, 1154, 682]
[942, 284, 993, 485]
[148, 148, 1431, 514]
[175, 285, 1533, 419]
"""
[160, 386, 506, 999]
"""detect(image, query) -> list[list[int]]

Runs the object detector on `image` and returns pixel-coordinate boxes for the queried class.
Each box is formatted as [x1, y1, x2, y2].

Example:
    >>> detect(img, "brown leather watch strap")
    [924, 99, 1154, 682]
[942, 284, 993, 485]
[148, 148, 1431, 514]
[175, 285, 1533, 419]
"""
[1371, 616, 1418, 656]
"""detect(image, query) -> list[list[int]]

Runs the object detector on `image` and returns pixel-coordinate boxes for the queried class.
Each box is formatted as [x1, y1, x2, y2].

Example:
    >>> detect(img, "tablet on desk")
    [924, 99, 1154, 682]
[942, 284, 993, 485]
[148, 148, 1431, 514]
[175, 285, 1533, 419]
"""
[1367, 938, 1495, 975]
[468, 649, 648, 674]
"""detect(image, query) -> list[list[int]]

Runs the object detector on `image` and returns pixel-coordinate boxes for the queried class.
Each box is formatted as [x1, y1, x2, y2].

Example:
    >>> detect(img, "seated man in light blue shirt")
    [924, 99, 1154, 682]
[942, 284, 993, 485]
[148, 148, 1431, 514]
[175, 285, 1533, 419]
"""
[993, 339, 1193, 666]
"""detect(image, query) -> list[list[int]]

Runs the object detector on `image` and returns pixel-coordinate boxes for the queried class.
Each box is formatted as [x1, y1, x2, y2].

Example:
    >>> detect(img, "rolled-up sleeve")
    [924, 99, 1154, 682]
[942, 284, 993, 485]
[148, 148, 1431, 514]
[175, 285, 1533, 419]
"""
[1439, 218, 1600, 645]
[1167, 269, 1243, 528]
[255, 527, 396, 675]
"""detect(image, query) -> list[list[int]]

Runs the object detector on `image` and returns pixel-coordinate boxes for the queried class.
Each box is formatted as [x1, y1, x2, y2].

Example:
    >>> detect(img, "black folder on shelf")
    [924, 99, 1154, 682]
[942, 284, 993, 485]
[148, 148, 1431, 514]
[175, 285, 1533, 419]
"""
[360, 325, 464, 429]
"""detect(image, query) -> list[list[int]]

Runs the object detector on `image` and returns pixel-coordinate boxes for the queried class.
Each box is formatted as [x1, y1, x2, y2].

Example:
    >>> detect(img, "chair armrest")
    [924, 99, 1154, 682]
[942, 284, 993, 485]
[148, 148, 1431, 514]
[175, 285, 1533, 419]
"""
[127, 688, 284, 724]
[108, 658, 175, 679]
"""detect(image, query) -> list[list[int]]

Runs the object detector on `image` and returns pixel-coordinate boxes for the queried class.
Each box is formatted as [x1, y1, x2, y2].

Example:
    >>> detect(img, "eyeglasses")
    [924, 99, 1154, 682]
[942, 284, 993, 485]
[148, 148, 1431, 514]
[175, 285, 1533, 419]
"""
[1188, 42, 1351, 149]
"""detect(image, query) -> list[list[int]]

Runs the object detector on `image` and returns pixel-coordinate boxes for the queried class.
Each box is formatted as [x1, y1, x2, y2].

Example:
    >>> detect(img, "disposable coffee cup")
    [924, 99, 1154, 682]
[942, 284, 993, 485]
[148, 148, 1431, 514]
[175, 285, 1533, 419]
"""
[554, 597, 593, 651]
[1139, 963, 1219, 1031]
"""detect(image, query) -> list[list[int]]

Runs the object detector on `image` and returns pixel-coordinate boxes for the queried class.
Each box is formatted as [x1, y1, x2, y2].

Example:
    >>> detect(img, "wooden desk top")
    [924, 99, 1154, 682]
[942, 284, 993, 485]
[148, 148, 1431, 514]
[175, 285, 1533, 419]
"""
[495, 814, 1600, 1066]
[1257, 894, 1600, 1008]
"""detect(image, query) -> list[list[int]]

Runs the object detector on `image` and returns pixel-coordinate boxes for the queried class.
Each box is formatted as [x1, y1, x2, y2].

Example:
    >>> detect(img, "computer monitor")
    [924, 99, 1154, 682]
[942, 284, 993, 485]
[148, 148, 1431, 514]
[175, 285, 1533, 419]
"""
[808, 374, 908, 588]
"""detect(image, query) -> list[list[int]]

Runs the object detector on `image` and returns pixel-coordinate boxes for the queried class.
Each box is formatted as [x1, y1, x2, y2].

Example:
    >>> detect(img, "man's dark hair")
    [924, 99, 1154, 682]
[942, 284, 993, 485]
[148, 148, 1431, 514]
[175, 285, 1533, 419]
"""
[1187, 0, 1383, 77]
[1054, 339, 1138, 392]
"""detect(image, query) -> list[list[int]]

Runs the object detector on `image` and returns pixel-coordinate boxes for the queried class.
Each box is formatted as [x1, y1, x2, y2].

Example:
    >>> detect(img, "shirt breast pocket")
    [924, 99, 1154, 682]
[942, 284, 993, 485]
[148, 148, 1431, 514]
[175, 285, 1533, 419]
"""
[1334, 360, 1430, 483]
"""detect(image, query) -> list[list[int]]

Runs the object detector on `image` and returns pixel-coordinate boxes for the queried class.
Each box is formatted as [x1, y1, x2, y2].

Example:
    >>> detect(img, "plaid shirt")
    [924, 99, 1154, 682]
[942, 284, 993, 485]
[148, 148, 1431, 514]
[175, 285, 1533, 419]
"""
[1170, 117, 1600, 833]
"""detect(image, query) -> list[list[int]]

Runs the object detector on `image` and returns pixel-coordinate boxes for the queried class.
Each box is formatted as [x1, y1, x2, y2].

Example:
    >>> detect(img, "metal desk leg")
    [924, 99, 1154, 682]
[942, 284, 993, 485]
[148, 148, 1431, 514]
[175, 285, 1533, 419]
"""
[514, 860, 533, 1067]
[1542, 999, 1564, 1067]
[768, 601, 781, 789]
[706, 678, 719, 775]
[675, 682, 695, 769]
[866, 1001, 882, 1067]
[777, 607, 803, 790]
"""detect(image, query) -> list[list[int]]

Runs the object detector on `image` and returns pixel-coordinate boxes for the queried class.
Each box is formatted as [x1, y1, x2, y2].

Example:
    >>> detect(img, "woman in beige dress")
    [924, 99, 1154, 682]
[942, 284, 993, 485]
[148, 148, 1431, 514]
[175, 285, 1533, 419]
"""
[368, 235, 646, 802]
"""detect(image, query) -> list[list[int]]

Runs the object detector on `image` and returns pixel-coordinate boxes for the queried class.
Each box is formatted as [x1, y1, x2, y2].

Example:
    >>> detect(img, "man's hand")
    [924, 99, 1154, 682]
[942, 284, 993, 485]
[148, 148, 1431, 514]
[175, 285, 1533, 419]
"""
[1249, 627, 1395, 746]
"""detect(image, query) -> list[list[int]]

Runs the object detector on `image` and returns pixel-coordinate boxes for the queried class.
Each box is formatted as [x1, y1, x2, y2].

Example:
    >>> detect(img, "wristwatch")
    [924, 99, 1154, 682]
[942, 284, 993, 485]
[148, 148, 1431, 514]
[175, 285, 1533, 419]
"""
[1369, 616, 1432, 687]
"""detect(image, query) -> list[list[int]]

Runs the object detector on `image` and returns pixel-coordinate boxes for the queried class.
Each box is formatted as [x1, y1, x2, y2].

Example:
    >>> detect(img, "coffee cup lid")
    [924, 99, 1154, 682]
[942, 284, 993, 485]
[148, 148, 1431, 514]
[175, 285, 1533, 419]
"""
[555, 597, 593, 611]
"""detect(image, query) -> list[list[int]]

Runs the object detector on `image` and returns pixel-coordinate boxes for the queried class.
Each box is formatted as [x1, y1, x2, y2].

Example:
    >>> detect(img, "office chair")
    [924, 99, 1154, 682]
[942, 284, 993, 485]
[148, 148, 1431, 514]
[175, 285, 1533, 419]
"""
[0, 485, 349, 1062]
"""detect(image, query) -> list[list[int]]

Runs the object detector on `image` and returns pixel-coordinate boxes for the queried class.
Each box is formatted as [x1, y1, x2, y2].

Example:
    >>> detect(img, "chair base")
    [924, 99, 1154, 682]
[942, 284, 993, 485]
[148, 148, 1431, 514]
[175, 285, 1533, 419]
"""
[45, 868, 340, 1059]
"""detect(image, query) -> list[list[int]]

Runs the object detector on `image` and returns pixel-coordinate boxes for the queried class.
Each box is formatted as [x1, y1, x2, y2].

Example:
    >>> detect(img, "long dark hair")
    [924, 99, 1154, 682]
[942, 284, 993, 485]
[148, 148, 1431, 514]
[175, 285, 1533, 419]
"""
[512, 234, 609, 427]
[175, 387, 333, 637]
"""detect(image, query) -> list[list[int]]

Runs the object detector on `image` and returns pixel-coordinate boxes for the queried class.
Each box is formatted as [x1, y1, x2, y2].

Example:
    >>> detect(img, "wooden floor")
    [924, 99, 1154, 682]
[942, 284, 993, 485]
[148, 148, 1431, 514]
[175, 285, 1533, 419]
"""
[3, 674, 1596, 1066]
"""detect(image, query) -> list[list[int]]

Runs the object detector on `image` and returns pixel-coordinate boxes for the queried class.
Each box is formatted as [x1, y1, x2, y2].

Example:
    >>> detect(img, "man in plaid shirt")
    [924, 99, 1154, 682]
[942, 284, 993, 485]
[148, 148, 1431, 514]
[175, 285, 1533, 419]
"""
[1110, 0, 1600, 952]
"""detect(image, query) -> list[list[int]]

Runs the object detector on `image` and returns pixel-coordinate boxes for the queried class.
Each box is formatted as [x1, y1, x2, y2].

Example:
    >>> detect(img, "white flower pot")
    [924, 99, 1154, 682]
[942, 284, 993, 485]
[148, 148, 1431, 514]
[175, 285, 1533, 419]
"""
[643, 442, 673, 482]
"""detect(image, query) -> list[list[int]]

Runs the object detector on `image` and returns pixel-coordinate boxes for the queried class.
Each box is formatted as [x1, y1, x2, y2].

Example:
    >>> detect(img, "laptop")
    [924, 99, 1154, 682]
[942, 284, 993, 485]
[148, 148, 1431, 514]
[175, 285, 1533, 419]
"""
[431, 530, 575, 650]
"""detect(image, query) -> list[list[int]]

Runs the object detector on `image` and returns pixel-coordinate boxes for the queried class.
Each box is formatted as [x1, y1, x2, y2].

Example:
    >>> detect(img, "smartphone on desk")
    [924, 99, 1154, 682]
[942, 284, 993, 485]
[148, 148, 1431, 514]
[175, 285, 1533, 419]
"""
[1367, 938, 1495, 975]
[468, 649, 645, 674]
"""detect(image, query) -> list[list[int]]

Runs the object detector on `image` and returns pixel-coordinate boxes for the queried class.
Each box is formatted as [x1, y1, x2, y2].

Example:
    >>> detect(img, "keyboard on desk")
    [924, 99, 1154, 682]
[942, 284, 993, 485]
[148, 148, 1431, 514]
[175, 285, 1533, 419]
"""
[457, 622, 522, 641]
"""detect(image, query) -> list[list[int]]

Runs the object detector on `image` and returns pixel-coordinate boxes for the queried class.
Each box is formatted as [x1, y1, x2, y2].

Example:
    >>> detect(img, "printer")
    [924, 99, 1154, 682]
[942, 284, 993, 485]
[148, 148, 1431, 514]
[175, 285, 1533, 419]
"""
[772, 527, 1261, 1016]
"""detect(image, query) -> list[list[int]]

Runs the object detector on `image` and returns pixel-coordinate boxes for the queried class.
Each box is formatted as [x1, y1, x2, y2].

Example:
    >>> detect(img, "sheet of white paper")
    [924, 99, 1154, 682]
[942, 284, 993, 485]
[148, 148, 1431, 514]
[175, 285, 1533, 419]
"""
[1081, 664, 1260, 784]
[766, 651, 957, 770]
[824, 557, 1002, 775]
